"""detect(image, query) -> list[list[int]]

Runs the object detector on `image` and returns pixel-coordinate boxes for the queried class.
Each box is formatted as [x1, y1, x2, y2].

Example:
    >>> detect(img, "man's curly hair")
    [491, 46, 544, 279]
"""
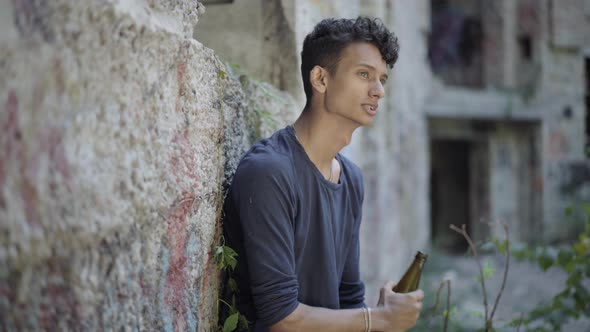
[300, 16, 400, 105]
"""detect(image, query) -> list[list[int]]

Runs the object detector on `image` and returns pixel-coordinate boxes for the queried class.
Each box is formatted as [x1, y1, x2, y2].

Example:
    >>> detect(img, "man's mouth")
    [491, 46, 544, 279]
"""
[363, 104, 378, 115]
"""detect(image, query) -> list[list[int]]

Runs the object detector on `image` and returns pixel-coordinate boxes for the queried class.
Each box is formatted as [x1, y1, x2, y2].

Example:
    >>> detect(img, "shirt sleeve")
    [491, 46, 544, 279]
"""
[231, 153, 299, 326]
[339, 166, 366, 309]
[339, 222, 366, 309]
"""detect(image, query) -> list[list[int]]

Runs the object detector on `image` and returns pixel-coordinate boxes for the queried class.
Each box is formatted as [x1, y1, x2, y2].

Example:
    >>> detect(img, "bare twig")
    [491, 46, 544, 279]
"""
[430, 279, 449, 318]
[489, 222, 510, 322]
[515, 312, 524, 332]
[450, 224, 489, 325]
[429, 279, 451, 332]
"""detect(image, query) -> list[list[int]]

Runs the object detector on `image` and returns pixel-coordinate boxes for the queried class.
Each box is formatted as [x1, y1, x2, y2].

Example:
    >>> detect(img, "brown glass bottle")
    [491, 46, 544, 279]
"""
[392, 251, 428, 293]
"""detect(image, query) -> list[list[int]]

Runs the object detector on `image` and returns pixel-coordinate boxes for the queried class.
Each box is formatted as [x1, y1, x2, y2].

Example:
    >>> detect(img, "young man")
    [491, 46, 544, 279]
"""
[222, 17, 424, 331]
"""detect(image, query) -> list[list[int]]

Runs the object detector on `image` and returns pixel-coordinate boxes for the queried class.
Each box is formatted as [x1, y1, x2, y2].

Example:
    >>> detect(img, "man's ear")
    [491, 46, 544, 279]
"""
[310, 65, 328, 94]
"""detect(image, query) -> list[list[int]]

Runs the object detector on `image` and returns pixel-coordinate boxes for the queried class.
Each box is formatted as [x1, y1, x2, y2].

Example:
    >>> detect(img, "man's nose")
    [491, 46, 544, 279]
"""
[370, 81, 385, 99]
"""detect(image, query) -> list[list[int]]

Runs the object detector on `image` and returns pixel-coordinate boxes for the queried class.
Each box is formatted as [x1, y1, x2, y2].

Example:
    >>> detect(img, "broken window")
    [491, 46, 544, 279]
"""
[516, 0, 541, 95]
[428, 0, 483, 87]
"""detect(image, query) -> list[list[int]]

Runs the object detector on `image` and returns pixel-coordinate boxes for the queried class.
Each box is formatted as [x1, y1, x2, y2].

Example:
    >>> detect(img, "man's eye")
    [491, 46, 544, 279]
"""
[359, 72, 369, 78]
[380, 79, 387, 85]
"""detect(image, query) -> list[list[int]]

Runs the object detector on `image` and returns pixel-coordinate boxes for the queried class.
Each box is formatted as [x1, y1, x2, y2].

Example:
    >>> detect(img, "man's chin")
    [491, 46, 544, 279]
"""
[358, 115, 376, 127]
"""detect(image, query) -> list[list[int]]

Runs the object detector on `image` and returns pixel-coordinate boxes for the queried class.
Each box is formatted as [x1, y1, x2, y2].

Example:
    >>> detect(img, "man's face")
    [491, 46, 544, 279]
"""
[324, 42, 388, 126]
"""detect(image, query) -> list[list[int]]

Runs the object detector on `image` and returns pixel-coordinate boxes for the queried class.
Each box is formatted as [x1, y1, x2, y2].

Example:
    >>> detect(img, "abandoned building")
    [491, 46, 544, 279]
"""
[1, 0, 589, 330]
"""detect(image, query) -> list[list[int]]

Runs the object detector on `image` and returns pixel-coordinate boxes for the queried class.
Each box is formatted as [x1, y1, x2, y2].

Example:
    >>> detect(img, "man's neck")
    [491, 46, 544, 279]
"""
[293, 105, 357, 169]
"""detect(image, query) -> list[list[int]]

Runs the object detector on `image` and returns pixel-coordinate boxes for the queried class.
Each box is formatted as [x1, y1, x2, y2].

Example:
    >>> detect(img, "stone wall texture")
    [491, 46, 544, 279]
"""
[0, 0, 296, 330]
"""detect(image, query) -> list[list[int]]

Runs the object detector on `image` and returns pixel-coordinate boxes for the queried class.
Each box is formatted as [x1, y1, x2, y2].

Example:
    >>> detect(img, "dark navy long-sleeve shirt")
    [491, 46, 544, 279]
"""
[222, 126, 366, 331]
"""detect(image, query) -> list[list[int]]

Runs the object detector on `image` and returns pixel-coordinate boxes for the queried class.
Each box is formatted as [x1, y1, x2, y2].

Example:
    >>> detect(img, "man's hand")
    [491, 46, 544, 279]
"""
[375, 280, 424, 332]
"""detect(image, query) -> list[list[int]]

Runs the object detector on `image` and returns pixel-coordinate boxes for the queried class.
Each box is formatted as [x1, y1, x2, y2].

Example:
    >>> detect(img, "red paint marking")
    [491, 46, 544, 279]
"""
[164, 193, 194, 331]
[2, 91, 41, 224]
[170, 127, 199, 190]
[2, 91, 73, 223]
[39, 278, 79, 330]
[40, 128, 72, 190]
[169, 62, 199, 191]
[198, 236, 217, 317]
[163, 62, 201, 329]
[21, 178, 40, 225]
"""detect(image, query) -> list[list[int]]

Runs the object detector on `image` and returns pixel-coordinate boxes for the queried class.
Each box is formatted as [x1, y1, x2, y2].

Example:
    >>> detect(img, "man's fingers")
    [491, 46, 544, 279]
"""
[383, 280, 396, 292]
[410, 289, 424, 301]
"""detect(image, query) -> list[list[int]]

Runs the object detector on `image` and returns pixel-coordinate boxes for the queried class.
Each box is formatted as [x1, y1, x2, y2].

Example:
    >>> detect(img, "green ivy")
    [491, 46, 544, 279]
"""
[509, 203, 590, 331]
[215, 237, 250, 332]
[215, 241, 238, 271]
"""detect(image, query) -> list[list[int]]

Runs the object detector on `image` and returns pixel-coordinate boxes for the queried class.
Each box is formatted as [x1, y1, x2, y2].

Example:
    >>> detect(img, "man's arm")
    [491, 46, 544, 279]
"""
[230, 153, 300, 326]
[270, 285, 424, 332]
[270, 304, 366, 332]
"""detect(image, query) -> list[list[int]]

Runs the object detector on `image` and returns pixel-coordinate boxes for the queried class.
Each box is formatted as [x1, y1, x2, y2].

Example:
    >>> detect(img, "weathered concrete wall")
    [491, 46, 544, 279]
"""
[488, 123, 541, 242]
[479, 0, 589, 240]
[0, 0, 296, 330]
[536, 0, 590, 240]
[195, 0, 303, 104]
[427, 0, 590, 243]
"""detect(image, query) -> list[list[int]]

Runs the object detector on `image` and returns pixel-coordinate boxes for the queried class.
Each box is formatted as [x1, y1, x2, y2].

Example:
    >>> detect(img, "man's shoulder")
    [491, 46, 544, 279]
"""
[235, 128, 296, 179]
[239, 145, 293, 174]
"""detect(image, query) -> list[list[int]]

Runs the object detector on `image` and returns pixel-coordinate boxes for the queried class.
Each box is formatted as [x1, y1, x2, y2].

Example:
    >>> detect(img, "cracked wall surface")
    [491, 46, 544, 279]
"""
[0, 0, 296, 330]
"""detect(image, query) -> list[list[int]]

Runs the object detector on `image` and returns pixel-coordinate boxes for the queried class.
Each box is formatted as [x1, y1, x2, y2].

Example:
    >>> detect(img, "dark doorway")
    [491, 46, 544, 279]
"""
[430, 140, 472, 252]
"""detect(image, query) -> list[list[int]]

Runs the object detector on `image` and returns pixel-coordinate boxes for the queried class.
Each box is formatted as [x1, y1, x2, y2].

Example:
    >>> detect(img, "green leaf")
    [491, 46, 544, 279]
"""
[537, 251, 555, 271]
[223, 313, 239, 332]
[218, 70, 227, 79]
[228, 277, 239, 293]
[483, 261, 496, 279]
[492, 238, 508, 255]
[557, 250, 574, 269]
[574, 234, 590, 256]
[224, 247, 238, 271]
[238, 315, 250, 330]
[511, 243, 531, 261]
[224, 246, 238, 257]
[470, 309, 483, 318]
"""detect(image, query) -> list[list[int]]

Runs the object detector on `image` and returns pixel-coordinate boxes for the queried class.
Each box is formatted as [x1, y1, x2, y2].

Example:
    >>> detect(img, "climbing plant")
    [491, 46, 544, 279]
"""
[215, 237, 249, 332]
